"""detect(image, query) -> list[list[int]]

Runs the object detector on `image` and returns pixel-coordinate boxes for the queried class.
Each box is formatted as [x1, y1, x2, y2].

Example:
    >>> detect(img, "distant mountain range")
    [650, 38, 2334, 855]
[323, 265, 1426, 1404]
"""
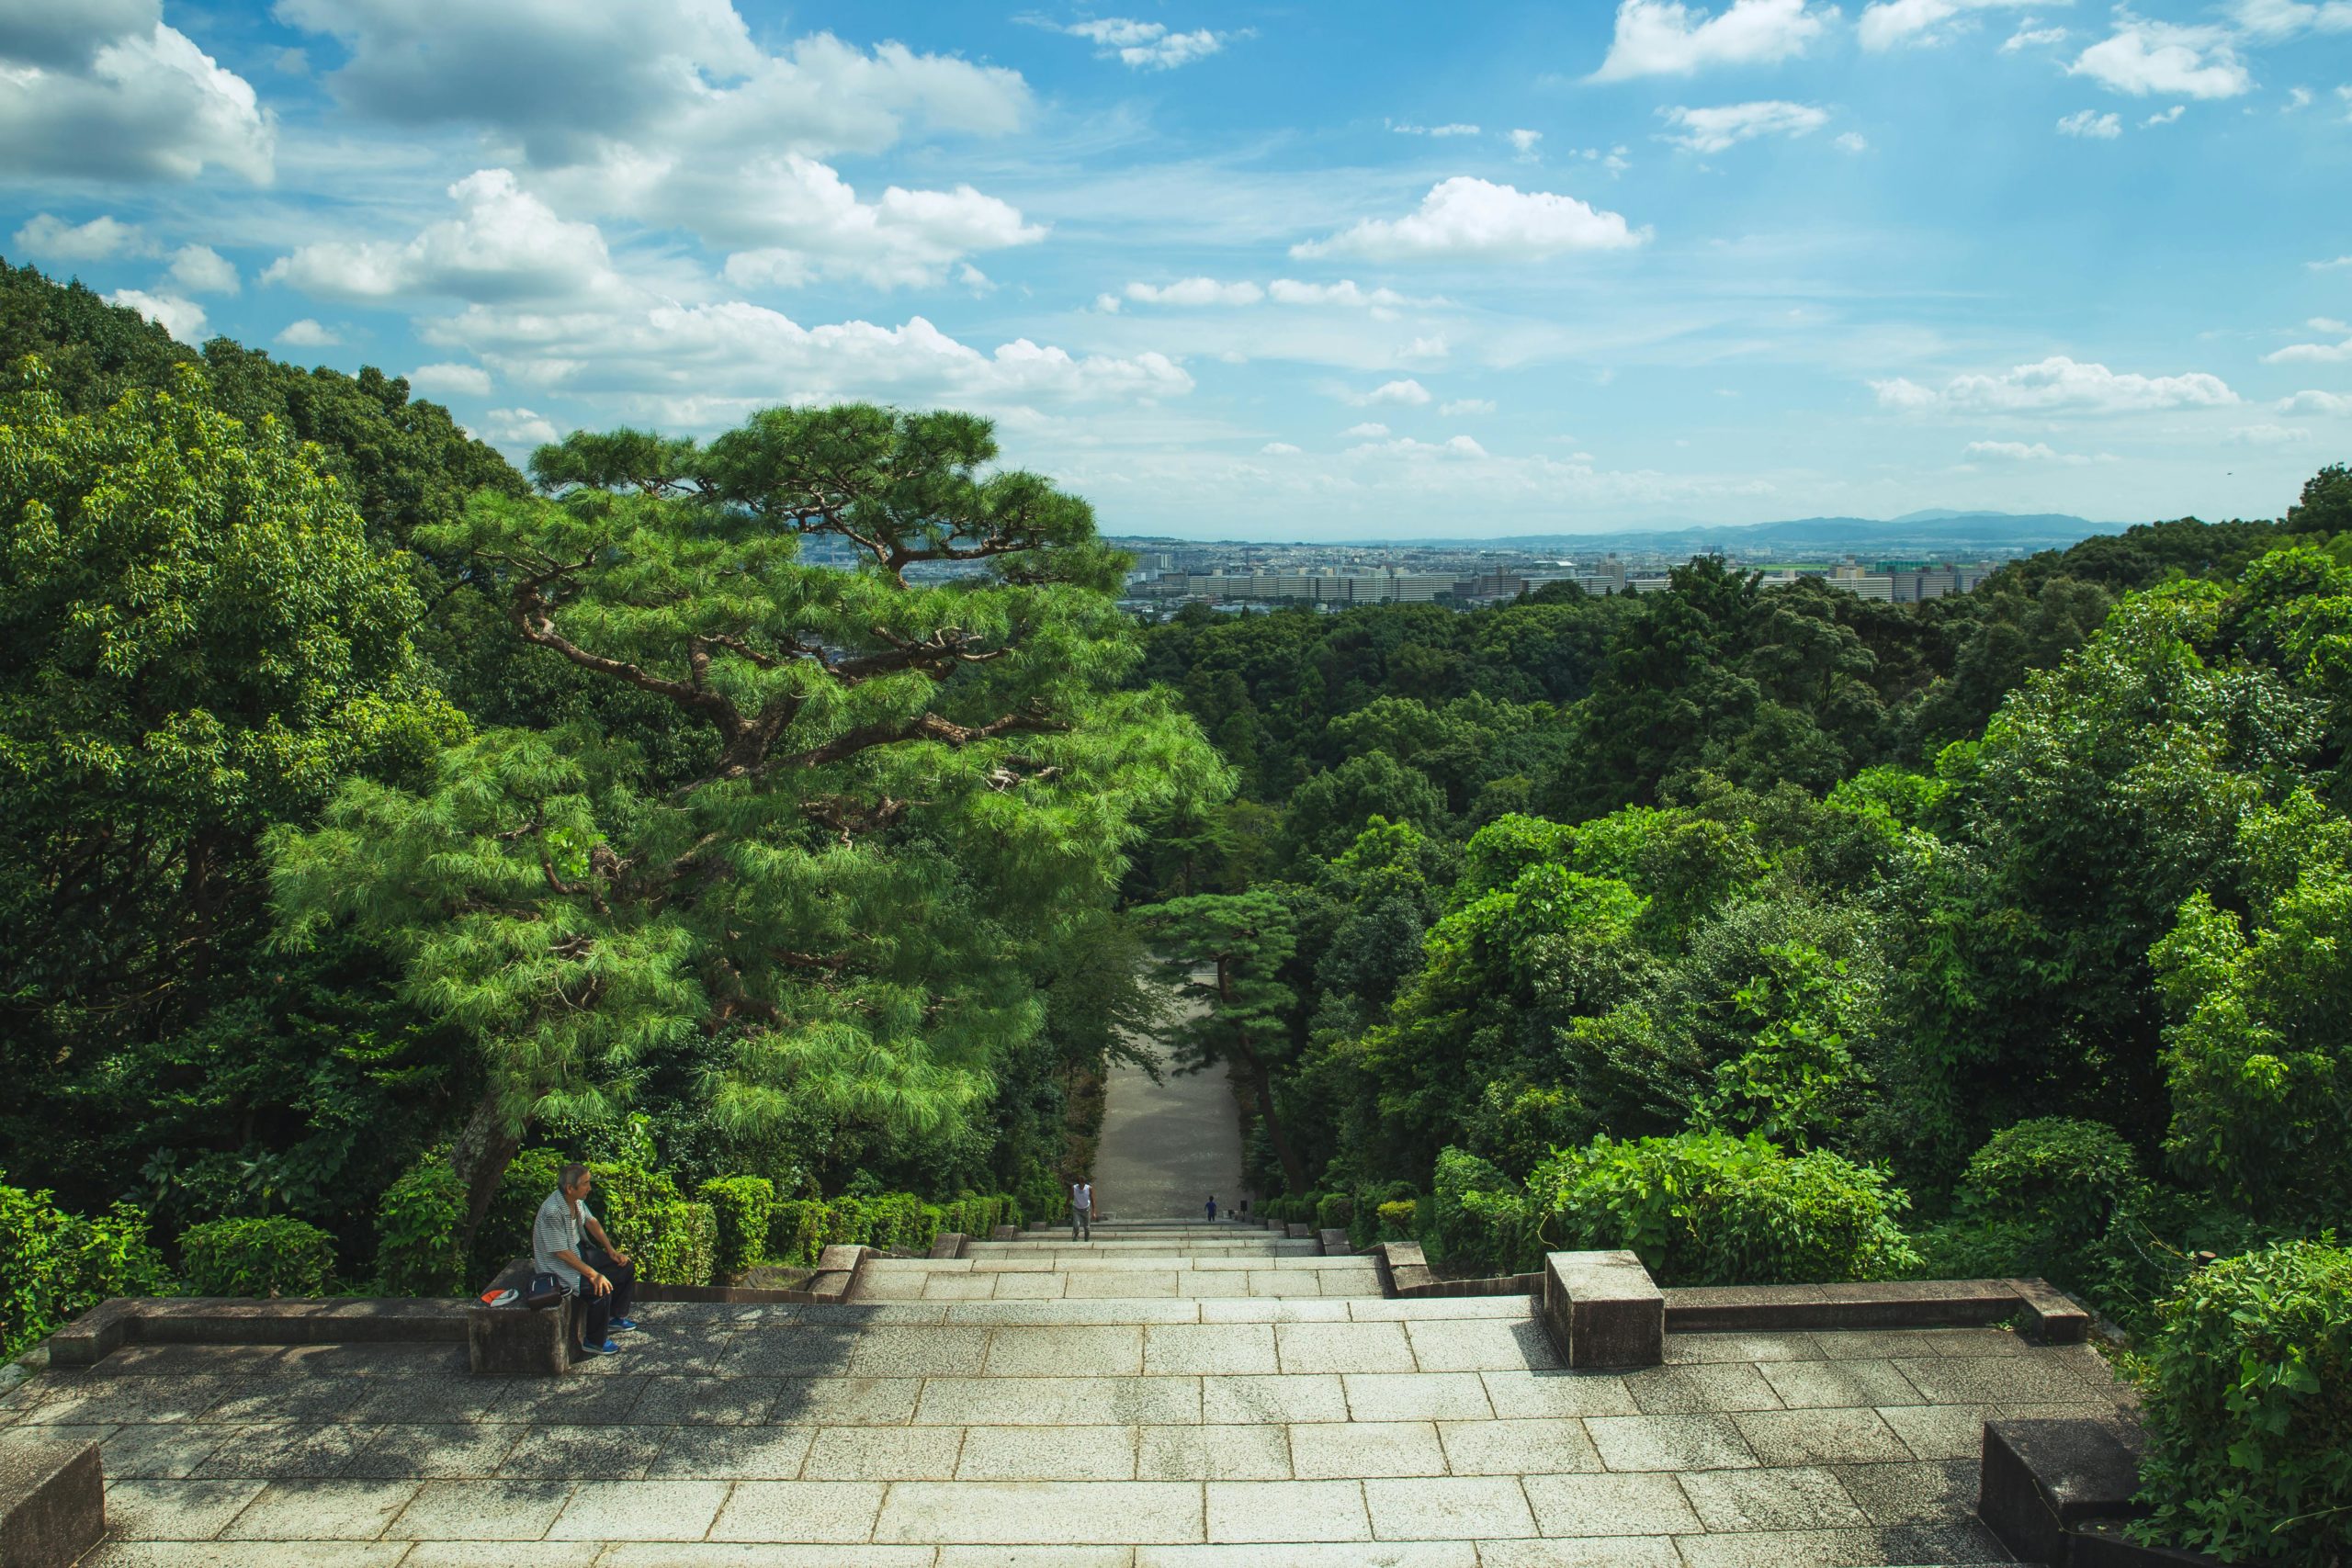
[1119, 511, 2133, 556]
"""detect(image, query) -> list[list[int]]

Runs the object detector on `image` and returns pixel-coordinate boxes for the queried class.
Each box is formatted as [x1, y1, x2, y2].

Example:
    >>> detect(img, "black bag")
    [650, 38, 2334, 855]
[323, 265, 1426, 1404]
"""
[522, 1271, 566, 1310]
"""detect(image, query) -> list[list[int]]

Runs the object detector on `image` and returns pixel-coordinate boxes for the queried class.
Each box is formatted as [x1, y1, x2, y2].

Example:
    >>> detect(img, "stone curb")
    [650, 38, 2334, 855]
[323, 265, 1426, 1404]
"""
[1973, 1415, 2223, 1567]
[0, 1436, 104, 1568]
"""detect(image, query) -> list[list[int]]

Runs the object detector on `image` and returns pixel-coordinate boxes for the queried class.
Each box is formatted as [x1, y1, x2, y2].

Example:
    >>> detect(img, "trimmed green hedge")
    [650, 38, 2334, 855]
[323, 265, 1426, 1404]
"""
[376, 1152, 467, 1296]
[180, 1216, 335, 1297]
[1528, 1131, 1919, 1286]
[1425, 1147, 1537, 1275]
[764, 1190, 1024, 1266]
[589, 1162, 716, 1287]
[476, 1146, 564, 1283]
[0, 1174, 173, 1358]
[2134, 1238, 2351, 1565]
[700, 1177, 777, 1277]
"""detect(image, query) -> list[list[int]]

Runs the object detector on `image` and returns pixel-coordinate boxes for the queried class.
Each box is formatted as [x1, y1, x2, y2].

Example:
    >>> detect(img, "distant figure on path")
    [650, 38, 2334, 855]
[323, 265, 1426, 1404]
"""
[1070, 1179, 1092, 1240]
[1204, 1193, 1217, 1221]
[535, 1163, 639, 1356]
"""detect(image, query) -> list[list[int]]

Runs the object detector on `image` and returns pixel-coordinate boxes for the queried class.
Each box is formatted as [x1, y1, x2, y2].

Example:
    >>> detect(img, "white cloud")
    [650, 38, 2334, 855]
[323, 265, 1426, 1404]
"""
[1293, 176, 1648, 262]
[1346, 434, 1489, 458]
[263, 169, 622, 305]
[1124, 277, 1266, 307]
[2069, 17, 2251, 99]
[2284, 85, 2314, 108]
[1860, 0, 2042, 51]
[1350, 378, 1433, 407]
[1259, 441, 1301, 455]
[105, 288, 206, 342]
[1407, 334, 1450, 359]
[10, 213, 152, 263]
[1092, 292, 1122, 312]
[486, 407, 560, 447]
[2266, 334, 2352, 363]
[1874, 355, 2238, 412]
[1660, 100, 1830, 152]
[1963, 439, 2117, 464]
[278, 6, 1025, 164]
[1441, 398, 1498, 415]
[1389, 119, 1482, 136]
[166, 244, 238, 295]
[1266, 279, 1420, 309]
[1590, 0, 1833, 80]
[407, 362, 494, 397]
[1507, 129, 1543, 157]
[275, 319, 342, 348]
[2227, 0, 2352, 41]
[2277, 390, 2352, 414]
[2227, 423, 2311, 445]
[709, 156, 1044, 289]
[1836, 130, 1870, 151]
[2057, 109, 2121, 137]
[2003, 23, 2070, 49]
[2312, 317, 2351, 333]
[1340, 423, 1391, 438]
[2143, 105, 2185, 125]
[0, 8, 275, 183]
[1058, 17, 1240, 70]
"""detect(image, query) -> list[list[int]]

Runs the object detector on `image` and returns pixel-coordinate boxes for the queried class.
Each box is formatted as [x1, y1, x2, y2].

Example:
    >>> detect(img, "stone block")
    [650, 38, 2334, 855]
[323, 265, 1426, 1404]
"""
[0, 1438, 105, 1568]
[989, 1225, 1018, 1241]
[1376, 1240, 1435, 1297]
[1317, 1228, 1351, 1256]
[45, 1300, 138, 1368]
[2012, 1277, 2094, 1344]
[928, 1233, 968, 1259]
[466, 1300, 578, 1375]
[1977, 1416, 2148, 1568]
[1543, 1250, 1664, 1369]
[1286, 1223, 1314, 1239]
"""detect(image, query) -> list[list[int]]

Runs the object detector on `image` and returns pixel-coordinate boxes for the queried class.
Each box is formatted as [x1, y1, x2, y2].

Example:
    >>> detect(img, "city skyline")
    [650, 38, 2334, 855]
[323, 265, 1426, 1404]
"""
[4, 0, 2347, 536]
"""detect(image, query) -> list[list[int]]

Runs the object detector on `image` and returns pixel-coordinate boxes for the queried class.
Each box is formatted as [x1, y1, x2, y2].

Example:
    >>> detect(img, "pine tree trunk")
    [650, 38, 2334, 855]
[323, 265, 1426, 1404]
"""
[1237, 1038, 1311, 1194]
[448, 1090, 522, 1247]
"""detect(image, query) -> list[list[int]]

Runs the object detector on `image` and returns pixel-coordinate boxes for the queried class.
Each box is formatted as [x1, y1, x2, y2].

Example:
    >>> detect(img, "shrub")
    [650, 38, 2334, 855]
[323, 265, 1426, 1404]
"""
[768, 1198, 830, 1266]
[1376, 1199, 1419, 1238]
[1964, 1118, 2142, 1243]
[1530, 1131, 1918, 1287]
[2134, 1238, 2352, 1565]
[473, 1146, 563, 1281]
[1425, 1147, 1538, 1275]
[1315, 1192, 1354, 1230]
[699, 1177, 777, 1277]
[180, 1216, 335, 1297]
[762, 1190, 1023, 1266]
[589, 1163, 716, 1287]
[376, 1153, 467, 1296]
[0, 1175, 174, 1359]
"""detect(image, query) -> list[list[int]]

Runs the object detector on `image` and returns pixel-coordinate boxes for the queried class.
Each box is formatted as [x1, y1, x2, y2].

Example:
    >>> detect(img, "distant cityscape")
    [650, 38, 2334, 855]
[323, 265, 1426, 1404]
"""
[1110, 536, 2018, 613]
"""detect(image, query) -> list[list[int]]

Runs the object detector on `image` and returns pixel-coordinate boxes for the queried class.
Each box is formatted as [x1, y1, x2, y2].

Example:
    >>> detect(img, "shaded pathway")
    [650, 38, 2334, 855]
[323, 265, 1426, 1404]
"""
[1092, 1031, 1248, 1221]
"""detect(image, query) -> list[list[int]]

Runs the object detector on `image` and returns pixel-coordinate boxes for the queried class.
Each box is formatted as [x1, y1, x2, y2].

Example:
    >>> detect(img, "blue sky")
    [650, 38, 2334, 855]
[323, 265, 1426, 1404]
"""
[4, 0, 2348, 538]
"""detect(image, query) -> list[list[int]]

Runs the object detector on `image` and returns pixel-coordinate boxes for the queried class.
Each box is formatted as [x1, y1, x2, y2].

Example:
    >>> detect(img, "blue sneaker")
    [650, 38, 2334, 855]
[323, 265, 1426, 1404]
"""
[592, 1338, 619, 1354]
[610, 1318, 639, 1332]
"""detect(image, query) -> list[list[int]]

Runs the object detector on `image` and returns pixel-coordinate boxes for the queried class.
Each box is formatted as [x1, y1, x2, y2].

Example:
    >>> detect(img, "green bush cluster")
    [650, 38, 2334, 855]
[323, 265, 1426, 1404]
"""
[0, 1174, 173, 1359]
[1424, 1147, 1539, 1275]
[375, 1152, 468, 1296]
[2133, 1238, 2351, 1565]
[1529, 1131, 1918, 1286]
[589, 1163, 716, 1287]
[764, 1190, 1024, 1266]
[179, 1215, 336, 1298]
[1315, 1192, 1354, 1230]
[1376, 1199, 1419, 1238]
[699, 1177, 777, 1276]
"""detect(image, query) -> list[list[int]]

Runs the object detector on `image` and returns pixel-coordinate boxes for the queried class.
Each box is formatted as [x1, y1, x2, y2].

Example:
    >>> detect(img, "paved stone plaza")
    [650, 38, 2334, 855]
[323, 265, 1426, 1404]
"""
[0, 1222, 2138, 1566]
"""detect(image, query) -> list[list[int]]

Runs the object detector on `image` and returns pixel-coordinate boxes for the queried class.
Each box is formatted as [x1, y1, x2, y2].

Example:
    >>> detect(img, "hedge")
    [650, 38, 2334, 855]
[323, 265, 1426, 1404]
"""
[764, 1190, 1025, 1266]
[180, 1215, 336, 1298]
[376, 1152, 468, 1296]
[699, 1177, 777, 1277]
[2134, 1238, 2351, 1565]
[0, 1174, 173, 1358]
[589, 1162, 716, 1287]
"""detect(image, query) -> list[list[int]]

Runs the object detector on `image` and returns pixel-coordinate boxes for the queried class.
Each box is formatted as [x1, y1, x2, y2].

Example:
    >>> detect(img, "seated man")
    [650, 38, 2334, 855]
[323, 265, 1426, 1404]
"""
[533, 1162, 639, 1355]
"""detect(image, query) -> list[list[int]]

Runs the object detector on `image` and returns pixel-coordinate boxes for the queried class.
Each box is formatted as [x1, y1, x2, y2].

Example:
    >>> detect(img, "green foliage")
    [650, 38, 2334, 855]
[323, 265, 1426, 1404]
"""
[586, 1163, 716, 1287]
[179, 1215, 336, 1298]
[0, 1174, 173, 1358]
[1315, 1192, 1354, 1230]
[375, 1152, 467, 1296]
[1376, 1200, 1419, 1238]
[2133, 1239, 2352, 1564]
[1963, 1119, 2143, 1241]
[761, 1189, 1023, 1264]
[473, 1146, 563, 1280]
[1424, 1147, 1537, 1275]
[699, 1176, 777, 1277]
[1530, 1132, 1919, 1287]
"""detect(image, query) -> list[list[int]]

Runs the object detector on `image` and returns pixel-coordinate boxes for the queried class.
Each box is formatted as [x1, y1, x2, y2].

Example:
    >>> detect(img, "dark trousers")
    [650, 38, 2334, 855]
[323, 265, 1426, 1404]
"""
[575, 1246, 636, 1346]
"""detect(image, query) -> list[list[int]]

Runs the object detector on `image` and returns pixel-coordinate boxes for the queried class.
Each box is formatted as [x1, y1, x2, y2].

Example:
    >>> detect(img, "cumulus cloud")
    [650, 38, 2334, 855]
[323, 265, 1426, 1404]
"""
[2316, 256, 2352, 271]
[1340, 423, 1391, 438]
[1388, 119, 1482, 136]
[2227, 423, 2311, 444]
[1266, 279, 1421, 308]
[166, 244, 238, 295]
[1859, 0, 2042, 51]
[1349, 379, 1433, 407]
[1259, 441, 1301, 455]
[1590, 0, 1833, 81]
[1507, 129, 1544, 157]
[1055, 17, 1243, 69]
[708, 156, 1043, 289]
[2277, 390, 2352, 414]
[106, 288, 206, 342]
[0, 5, 275, 183]
[1346, 434, 1489, 458]
[2058, 109, 2121, 136]
[1873, 355, 2238, 412]
[486, 407, 560, 447]
[11, 212, 153, 262]
[1963, 439, 2117, 464]
[2143, 105, 2185, 125]
[407, 362, 494, 397]
[2266, 333, 2352, 363]
[263, 169, 622, 305]
[1836, 130, 1870, 151]
[2070, 17, 2251, 99]
[1442, 398, 1497, 415]
[2227, 0, 2352, 40]
[275, 319, 342, 348]
[1293, 176, 1648, 262]
[1124, 277, 1266, 306]
[2004, 23, 2070, 49]
[1660, 100, 1830, 152]
[278, 4, 1024, 164]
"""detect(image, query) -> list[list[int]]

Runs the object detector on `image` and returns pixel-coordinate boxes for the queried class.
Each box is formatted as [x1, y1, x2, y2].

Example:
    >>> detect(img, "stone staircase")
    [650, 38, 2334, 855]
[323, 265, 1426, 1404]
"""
[850, 1219, 1376, 1303]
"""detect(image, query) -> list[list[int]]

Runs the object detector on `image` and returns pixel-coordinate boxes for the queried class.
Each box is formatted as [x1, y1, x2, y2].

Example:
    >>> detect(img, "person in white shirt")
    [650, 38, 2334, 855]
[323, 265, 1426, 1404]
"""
[532, 1163, 639, 1355]
[1069, 1179, 1092, 1240]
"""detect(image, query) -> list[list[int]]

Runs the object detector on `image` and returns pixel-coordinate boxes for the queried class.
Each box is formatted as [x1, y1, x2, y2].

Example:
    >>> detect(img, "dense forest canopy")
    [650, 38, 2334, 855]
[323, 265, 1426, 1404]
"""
[3, 260, 2348, 1362]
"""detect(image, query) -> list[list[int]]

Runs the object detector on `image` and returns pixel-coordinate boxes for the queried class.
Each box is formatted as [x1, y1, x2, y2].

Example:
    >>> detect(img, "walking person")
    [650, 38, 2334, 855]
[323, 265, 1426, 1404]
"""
[534, 1163, 639, 1356]
[1204, 1193, 1217, 1222]
[1069, 1178, 1092, 1240]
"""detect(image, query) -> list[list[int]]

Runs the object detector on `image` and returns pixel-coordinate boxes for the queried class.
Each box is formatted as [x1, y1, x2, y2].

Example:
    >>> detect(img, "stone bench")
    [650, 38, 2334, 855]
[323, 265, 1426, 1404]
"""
[1541, 1249, 1665, 1369]
[1978, 1416, 2168, 1567]
[50, 1296, 466, 1368]
[0, 1437, 104, 1568]
[468, 1258, 584, 1376]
